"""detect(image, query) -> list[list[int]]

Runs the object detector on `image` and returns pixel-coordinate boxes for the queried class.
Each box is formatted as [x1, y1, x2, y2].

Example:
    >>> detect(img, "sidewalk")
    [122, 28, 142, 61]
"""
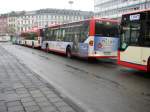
[0, 46, 78, 112]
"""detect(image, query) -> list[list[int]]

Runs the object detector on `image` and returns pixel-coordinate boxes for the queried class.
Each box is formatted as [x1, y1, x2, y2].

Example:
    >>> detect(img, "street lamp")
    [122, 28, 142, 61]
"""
[145, 0, 147, 9]
[68, 0, 74, 9]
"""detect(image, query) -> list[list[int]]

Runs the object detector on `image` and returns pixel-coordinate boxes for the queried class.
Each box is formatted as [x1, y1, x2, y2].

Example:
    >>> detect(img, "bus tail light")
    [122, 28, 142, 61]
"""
[89, 40, 94, 46]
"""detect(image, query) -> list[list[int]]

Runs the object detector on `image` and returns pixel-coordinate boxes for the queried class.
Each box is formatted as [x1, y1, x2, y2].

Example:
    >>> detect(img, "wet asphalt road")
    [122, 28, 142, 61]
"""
[1, 43, 150, 112]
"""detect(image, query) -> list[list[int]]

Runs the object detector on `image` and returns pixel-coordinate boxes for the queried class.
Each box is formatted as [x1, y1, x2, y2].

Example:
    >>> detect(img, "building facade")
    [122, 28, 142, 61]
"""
[94, 0, 150, 19]
[0, 15, 8, 35]
[6, 9, 93, 34]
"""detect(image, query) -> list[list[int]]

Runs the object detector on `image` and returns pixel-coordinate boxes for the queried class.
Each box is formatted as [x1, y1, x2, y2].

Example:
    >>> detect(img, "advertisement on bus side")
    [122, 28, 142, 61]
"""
[94, 36, 119, 52]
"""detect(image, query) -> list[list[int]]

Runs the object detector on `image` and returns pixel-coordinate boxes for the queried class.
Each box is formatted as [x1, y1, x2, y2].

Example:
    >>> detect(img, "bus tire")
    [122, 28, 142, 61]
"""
[147, 58, 150, 72]
[32, 41, 34, 48]
[25, 41, 26, 46]
[88, 57, 97, 62]
[66, 46, 72, 58]
[46, 43, 49, 52]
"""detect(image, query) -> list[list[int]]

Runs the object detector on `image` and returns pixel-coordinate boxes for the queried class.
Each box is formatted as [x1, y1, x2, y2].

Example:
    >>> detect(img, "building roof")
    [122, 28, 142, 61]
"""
[0, 8, 94, 17]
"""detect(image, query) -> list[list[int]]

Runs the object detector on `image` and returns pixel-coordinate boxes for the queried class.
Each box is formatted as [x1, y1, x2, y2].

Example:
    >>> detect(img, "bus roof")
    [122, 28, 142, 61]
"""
[20, 27, 42, 34]
[123, 8, 150, 16]
[94, 18, 118, 23]
[46, 18, 118, 28]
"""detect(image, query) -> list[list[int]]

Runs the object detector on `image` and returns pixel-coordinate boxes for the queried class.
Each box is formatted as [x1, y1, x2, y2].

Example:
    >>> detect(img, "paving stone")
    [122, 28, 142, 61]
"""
[48, 97, 63, 103]
[24, 83, 33, 87]
[40, 87, 51, 92]
[0, 94, 5, 100]
[24, 105, 40, 112]
[34, 97, 48, 103]
[4, 90, 16, 94]
[41, 106, 58, 112]
[5, 94, 19, 101]
[47, 93, 58, 98]
[30, 90, 44, 98]
[18, 93, 31, 98]
[8, 105, 24, 112]
[16, 90, 28, 94]
[16, 88, 28, 92]
[21, 97, 34, 103]
[32, 93, 44, 98]
[42, 90, 56, 95]
[54, 101, 69, 107]
[0, 46, 78, 112]
[22, 101, 37, 107]
[58, 106, 76, 112]
[27, 87, 38, 91]
[13, 83, 24, 89]
[37, 101, 52, 107]
[7, 101, 22, 107]
[0, 105, 7, 112]
[0, 102, 5, 106]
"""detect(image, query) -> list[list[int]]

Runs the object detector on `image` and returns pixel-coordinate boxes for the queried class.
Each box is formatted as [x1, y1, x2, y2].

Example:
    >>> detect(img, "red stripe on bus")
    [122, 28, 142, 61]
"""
[118, 50, 120, 61]
[88, 56, 117, 59]
[89, 19, 95, 36]
[118, 61, 147, 71]
[117, 50, 147, 71]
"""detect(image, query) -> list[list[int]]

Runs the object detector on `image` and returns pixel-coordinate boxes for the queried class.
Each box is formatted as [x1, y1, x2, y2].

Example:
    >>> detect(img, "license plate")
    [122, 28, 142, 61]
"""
[103, 52, 111, 55]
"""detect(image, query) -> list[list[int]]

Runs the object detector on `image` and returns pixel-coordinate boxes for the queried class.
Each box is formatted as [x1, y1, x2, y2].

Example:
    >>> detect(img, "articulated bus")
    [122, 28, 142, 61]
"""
[118, 9, 150, 72]
[20, 28, 43, 48]
[42, 18, 119, 59]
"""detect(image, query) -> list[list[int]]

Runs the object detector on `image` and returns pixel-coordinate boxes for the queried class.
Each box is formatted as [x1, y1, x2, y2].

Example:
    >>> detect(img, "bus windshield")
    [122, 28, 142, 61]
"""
[120, 12, 150, 50]
[120, 21, 140, 50]
[95, 21, 118, 37]
[22, 32, 38, 40]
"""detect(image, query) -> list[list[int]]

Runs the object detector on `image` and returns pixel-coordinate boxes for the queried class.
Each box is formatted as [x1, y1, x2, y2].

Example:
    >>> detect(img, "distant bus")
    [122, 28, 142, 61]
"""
[118, 9, 150, 72]
[0, 34, 10, 42]
[20, 28, 43, 48]
[42, 18, 119, 59]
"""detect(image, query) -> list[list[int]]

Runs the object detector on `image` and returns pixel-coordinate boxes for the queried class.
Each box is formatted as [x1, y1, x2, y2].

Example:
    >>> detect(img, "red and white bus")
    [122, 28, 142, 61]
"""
[42, 18, 119, 59]
[20, 28, 43, 48]
[118, 9, 150, 72]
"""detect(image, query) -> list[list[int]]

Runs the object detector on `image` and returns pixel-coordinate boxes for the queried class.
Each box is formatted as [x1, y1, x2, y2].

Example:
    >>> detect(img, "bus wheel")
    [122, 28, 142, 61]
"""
[88, 57, 97, 62]
[147, 58, 150, 72]
[46, 43, 49, 52]
[32, 42, 34, 48]
[66, 47, 72, 58]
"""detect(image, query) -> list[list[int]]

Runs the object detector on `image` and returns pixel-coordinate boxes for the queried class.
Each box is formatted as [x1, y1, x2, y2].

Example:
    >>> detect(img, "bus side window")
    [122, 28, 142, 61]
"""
[144, 21, 150, 46]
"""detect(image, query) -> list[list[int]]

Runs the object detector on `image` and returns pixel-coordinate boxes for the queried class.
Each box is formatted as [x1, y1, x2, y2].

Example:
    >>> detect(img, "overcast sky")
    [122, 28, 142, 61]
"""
[0, 0, 94, 14]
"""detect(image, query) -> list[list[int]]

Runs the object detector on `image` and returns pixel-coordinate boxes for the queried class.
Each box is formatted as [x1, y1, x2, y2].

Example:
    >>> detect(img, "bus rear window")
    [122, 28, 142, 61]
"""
[95, 21, 119, 37]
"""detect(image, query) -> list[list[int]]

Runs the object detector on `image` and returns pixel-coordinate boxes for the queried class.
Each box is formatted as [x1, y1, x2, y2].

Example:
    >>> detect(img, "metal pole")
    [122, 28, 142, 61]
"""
[145, 0, 147, 9]
[68, 0, 74, 10]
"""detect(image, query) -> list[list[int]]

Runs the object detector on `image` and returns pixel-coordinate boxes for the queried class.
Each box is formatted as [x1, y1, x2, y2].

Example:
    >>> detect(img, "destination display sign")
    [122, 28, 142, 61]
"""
[130, 14, 140, 21]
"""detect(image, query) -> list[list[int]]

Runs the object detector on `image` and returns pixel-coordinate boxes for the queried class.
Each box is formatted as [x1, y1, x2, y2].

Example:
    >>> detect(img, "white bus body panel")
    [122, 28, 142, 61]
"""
[120, 46, 150, 66]
[42, 36, 118, 58]
[0, 35, 10, 42]
[42, 41, 72, 53]
[26, 40, 33, 46]
[25, 39, 40, 47]
[141, 47, 150, 65]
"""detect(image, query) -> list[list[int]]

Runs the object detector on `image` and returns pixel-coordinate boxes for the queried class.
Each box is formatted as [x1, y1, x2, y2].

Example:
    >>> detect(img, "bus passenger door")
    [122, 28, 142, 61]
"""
[121, 22, 142, 64]
[141, 21, 150, 66]
[72, 34, 79, 53]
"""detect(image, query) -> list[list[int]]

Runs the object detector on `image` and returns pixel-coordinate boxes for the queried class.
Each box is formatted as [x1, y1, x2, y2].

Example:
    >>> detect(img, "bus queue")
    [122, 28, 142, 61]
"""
[16, 9, 150, 72]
